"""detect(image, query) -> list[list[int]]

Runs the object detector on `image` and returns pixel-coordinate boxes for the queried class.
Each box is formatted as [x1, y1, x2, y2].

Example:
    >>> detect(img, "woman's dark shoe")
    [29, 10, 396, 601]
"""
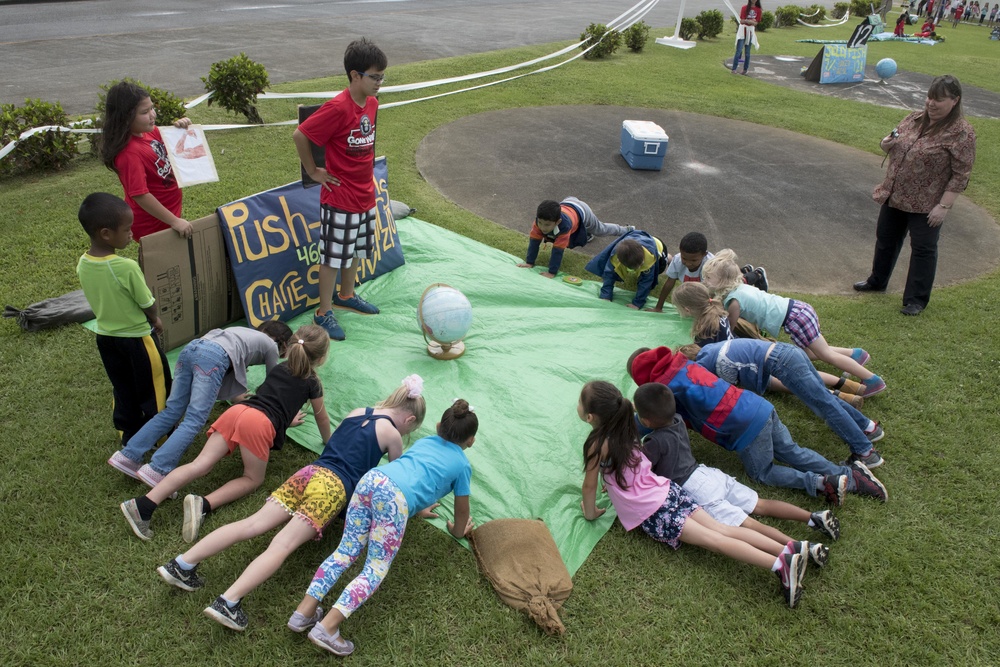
[900, 303, 924, 316]
[853, 280, 885, 292]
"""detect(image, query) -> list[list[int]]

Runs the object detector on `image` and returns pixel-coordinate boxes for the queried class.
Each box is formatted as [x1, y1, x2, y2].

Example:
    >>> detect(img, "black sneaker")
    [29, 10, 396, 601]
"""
[810, 510, 840, 541]
[157, 558, 204, 591]
[753, 266, 769, 292]
[849, 461, 888, 502]
[204, 596, 248, 631]
[821, 474, 847, 506]
[809, 542, 829, 568]
[776, 553, 803, 609]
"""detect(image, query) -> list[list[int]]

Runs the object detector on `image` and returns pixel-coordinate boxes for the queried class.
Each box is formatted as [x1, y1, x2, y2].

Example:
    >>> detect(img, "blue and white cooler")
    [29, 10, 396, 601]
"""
[620, 120, 668, 171]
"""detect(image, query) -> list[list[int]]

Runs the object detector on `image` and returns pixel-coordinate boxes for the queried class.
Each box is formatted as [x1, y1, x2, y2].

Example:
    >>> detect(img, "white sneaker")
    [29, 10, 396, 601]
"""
[182, 494, 205, 543]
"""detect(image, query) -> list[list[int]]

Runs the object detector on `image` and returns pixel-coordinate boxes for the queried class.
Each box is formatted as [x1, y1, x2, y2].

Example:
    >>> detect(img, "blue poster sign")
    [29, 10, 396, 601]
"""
[820, 44, 867, 84]
[217, 157, 404, 327]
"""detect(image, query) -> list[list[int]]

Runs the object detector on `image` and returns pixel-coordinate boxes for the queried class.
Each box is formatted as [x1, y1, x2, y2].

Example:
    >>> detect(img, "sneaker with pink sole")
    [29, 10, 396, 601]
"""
[108, 451, 142, 479]
[137, 464, 177, 500]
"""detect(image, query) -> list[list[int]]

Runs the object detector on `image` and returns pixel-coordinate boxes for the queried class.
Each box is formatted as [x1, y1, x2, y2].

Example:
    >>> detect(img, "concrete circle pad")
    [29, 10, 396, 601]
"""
[417, 106, 998, 296]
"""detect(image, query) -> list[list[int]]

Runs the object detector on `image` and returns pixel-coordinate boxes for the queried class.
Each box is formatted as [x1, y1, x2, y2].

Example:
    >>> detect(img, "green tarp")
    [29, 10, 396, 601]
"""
[112, 216, 691, 576]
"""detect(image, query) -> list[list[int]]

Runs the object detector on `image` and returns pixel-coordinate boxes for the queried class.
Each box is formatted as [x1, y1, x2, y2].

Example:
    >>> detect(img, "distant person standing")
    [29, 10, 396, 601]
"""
[731, 0, 761, 75]
[951, 2, 964, 25]
[854, 75, 976, 316]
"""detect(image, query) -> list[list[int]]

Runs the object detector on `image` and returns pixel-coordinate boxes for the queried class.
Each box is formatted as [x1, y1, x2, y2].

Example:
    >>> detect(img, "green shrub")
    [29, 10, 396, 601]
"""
[90, 77, 186, 153]
[850, 0, 874, 17]
[758, 10, 776, 30]
[202, 52, 270, 124]
[0, 98, 79, 177]
[801, 4, 828, 22]
[623, 20, 651, 52]
[695, 9, 726, 38]
[679, 17, 700, 40]
[774, 5, 803, 26]
[833, 2, 852, 18]
[580, 23, 622, 59]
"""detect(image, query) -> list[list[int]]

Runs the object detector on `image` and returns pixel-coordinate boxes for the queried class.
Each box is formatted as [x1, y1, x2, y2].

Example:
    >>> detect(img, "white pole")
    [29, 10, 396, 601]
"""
[656, 0, 698, 48]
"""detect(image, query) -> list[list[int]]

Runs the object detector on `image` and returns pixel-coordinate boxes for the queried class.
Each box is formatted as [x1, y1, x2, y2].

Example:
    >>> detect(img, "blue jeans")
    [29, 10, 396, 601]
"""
[732, 38, 751, 72]
[737, 411, 855, 495]
[765, 344, 872, 456]
[119, 339, 231, 475]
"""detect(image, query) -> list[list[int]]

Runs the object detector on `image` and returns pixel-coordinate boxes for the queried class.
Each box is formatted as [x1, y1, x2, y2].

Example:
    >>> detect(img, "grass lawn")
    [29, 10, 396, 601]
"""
[2, 18, 999, 667]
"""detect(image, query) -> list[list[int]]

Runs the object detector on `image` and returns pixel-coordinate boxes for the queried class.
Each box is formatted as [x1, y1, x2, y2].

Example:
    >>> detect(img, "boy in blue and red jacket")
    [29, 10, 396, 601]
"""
[627, 346, 888, 504]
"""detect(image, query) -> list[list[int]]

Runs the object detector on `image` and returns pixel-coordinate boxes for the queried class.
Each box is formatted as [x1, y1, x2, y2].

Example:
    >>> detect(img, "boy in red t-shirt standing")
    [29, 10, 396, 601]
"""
[294, 38, 387, 341]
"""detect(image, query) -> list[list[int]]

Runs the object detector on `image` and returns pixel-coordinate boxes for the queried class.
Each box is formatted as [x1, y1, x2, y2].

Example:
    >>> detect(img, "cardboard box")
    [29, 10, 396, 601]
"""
[620, 120, 668, 171]
[139, 214, 243, 351]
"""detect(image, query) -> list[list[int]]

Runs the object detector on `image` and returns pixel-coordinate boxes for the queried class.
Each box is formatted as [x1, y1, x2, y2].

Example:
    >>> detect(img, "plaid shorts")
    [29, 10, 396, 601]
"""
[783, 299, 822, 348]
[319, 205, 376, 270]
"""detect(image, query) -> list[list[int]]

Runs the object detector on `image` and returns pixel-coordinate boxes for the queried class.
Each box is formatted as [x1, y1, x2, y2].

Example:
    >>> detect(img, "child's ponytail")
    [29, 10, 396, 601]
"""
[100, 81, 150, 172]
[701, 249, 744, 298]
[580, 381, 639, 490]
[284, 324, 330, 379]
[377, 374, 427, 430]
[437, 399, 478, 444]
[672, 282, 728, 342]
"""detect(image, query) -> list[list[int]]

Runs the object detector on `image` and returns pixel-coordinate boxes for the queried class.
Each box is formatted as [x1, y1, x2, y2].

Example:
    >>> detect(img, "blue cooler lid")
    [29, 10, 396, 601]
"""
[622, 120, 668, 142]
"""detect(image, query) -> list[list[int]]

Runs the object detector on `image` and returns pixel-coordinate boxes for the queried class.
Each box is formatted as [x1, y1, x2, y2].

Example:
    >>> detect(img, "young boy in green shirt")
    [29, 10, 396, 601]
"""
[77, 192, 170, 448]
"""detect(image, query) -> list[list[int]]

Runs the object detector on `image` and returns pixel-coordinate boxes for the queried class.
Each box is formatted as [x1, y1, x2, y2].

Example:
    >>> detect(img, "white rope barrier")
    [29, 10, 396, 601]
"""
[1, 0, 658, 162]
[796, 13, 851, 26]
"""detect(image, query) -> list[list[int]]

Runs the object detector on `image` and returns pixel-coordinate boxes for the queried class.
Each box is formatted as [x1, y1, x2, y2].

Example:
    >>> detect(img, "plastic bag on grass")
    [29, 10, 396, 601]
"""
[4, 290, 94, 332]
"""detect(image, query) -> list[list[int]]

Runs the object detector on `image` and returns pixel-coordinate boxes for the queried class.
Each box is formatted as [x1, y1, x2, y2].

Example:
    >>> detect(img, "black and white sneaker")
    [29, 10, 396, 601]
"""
[776, 553, 803, 609]
[753, 266, 769, 292]
[810, 510, 840, 541]
[808, 542, 829, 568]
[158, 558, 204, 591]
[204, 596, 248, 631]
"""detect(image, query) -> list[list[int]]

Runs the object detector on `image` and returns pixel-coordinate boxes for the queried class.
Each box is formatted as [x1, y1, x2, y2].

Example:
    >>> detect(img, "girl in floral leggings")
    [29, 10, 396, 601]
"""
[294, 399, 479, 657]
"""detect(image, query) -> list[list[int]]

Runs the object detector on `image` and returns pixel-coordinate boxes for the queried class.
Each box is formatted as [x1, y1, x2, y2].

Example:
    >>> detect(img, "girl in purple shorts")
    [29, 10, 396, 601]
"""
[701, 249, 886, 397]
[578, 380, 809, 608]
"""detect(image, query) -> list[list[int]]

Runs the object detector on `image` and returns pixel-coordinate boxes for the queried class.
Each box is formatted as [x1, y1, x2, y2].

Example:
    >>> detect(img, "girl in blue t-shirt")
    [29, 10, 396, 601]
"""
[295, 399, 479, 657]
[702, 250, 886, 397]
[155, 375, 427, 633]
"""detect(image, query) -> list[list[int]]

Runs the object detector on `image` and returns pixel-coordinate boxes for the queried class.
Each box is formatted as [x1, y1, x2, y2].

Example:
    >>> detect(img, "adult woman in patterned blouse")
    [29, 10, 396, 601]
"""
[854, 75, 977, 316]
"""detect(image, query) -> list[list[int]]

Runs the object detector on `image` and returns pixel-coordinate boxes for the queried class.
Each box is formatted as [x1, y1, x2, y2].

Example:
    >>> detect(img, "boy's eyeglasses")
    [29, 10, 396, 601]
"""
[358, 72, 386, 83]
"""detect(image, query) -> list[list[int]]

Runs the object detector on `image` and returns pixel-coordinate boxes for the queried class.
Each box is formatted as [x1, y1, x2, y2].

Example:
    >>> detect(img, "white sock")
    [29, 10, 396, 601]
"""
[771, 556, 782, 572]
[175, 555, 195, 570]
[807, 517, 817, 528]
[865, 420, 876, 433]
[222, 596, 240, 609]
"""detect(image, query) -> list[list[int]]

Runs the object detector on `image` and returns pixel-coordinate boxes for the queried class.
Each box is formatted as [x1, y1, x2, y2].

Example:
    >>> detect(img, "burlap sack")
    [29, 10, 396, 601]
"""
[468, 518, 572, 636]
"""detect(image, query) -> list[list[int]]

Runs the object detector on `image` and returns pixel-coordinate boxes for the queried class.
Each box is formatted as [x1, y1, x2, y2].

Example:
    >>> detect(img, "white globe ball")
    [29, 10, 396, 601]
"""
[418, 284, 473, 346]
